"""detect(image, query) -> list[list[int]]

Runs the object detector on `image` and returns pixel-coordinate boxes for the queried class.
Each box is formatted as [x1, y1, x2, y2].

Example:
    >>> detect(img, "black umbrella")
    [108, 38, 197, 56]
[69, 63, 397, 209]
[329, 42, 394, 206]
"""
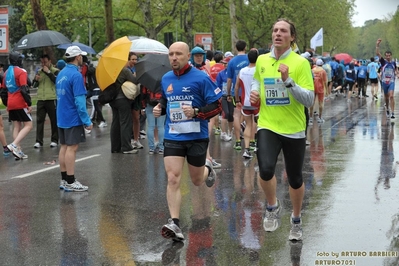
[135, 54, 171, 92]
[14, 30, 71, 50]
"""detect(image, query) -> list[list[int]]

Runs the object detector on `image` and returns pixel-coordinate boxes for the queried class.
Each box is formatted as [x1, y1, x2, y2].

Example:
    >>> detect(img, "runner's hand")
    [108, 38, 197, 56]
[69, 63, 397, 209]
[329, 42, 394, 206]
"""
[182, 105, 194, 119]
[153, 103, 161, 117]
[250, 91, 260, 104]
[85, 124, 93, 130]
[278, 63, 289, 81]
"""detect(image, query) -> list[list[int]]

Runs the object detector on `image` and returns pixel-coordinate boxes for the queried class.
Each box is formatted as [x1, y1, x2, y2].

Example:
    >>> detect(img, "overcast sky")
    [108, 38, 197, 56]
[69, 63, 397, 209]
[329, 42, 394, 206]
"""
[352, 0, 398, 27]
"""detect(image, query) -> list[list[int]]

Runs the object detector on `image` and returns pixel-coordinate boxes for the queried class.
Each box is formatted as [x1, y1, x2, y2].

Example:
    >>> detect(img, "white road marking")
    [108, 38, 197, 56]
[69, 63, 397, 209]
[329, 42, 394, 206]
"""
[11, 154, 101, 179]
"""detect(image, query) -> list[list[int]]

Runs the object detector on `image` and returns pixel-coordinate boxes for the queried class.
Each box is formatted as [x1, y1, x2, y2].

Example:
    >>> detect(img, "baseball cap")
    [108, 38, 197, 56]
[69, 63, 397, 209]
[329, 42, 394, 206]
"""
[316, 59, 324, 66]
[224, 51, 234, 58]
[65, 46, 87, 58]
[221, 57, 232, 64]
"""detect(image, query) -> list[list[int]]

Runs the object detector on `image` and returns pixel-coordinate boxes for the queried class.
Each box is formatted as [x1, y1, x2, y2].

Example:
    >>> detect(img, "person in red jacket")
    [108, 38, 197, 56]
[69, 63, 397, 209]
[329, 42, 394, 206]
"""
[1, 51, 33, 159]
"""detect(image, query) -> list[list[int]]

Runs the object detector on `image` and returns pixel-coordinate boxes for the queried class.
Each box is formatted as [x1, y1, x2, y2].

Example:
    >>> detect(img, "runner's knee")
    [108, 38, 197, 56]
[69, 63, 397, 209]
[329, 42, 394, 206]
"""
[288, 176, 303, 189]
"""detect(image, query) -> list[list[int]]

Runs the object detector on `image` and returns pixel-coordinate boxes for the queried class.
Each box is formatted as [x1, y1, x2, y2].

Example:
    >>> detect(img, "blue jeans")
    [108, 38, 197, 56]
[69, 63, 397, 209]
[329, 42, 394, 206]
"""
[145, 104, 166, 150]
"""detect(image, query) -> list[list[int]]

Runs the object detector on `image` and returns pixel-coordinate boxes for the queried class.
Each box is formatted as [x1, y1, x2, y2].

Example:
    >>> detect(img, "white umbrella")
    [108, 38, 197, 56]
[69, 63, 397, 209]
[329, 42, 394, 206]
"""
[130, 38, 169, 54]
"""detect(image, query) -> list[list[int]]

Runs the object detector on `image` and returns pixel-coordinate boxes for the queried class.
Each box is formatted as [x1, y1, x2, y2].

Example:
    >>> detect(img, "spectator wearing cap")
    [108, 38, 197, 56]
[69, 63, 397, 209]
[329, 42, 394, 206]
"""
[310, 59, 328, 124]
[55, 46, 92, 192]
[224, 51, 234, 58]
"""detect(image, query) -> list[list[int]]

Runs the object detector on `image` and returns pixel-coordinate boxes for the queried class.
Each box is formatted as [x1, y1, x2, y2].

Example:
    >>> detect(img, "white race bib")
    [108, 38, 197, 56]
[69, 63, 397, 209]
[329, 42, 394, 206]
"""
[264, 78, 290, 106]
[169, 101, 192, 122]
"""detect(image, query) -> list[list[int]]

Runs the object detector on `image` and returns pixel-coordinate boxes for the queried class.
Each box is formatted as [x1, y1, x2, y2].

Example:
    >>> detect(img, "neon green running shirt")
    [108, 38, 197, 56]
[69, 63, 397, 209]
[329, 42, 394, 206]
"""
[253, 51, 314, 135]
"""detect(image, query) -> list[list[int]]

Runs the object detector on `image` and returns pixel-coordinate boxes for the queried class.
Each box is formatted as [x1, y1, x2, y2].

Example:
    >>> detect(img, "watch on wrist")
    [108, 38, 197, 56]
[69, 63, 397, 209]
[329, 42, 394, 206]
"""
[284, 78, 295, 88]
[194, 108, 199, 117]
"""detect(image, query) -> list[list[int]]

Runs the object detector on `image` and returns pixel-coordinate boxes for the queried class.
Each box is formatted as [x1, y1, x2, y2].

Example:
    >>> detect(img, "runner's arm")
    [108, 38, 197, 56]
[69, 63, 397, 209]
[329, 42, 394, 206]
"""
[285, 77, 314, 108]
[196, 99, 222, 120]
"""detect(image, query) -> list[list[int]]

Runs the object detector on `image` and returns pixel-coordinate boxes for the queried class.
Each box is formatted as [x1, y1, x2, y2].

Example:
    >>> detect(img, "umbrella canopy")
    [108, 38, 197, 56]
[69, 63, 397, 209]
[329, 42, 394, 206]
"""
[130, 38, 169, 54]
[96, 36, 132, 90]
[135, 54, 171, 92]
[334, 53, 353, 65]
[57, 42, 96, 54]
[14, 30, 71, 50]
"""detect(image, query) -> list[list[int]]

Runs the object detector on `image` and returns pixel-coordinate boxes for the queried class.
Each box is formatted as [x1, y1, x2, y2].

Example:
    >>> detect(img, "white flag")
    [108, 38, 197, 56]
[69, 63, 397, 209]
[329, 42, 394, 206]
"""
[310, 28, 323, 50]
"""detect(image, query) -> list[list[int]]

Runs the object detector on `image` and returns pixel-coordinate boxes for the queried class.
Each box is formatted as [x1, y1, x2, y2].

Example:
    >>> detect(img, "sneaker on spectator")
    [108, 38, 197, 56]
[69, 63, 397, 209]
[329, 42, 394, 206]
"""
[140, 130, 146, 136]
[263, 198, 281, 232]
[64, 180, 88, 192]
[60, 180, 68, 190]
[205, 159, 216, 187]
[149, 149, 155, 155]
[161, 218, 185, 241]
[50, 142, 58, 148]
[289, 215, 303, 241]
[33, 142, 42, 148]
[211, 158, 221, 169]
[132, 140, 144, 149]
[234, 141, 242, 150]
[242, 150, 253, 159]
[98, 121, 107, 128]
[158, 149, 164, 155]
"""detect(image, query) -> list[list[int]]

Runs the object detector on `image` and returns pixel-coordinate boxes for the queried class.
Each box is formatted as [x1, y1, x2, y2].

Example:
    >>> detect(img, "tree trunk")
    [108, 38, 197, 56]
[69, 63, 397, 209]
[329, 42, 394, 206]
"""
[104, 0, 115, 45]
[229, 0, 238, 53]
[29, 0, 55, 63]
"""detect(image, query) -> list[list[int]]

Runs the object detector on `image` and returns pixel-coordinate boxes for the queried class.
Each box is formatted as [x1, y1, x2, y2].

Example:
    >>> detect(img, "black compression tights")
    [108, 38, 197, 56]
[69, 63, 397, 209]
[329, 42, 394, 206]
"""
[256, 129, 305, 189]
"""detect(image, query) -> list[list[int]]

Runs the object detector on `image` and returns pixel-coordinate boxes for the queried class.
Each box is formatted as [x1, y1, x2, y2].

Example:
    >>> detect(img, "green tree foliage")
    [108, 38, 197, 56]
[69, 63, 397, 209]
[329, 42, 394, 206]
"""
[6, 0, 399, 57]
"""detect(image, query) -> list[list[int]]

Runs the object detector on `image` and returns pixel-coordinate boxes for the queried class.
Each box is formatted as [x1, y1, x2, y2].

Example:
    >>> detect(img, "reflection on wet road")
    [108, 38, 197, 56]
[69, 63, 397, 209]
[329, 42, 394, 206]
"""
[0, 86, 398, 265]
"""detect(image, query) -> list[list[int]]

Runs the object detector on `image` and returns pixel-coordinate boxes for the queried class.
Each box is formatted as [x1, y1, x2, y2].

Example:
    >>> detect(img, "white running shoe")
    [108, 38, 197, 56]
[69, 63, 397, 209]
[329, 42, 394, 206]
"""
[98, 121, 107, 128]
[132, 140, 144, 149]
[63, 180, 88, 192]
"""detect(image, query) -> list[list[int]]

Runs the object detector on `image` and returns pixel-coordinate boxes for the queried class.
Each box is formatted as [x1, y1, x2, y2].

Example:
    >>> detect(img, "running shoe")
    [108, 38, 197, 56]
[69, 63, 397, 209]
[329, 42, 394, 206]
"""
[317, 118, 325, 124]
[132, 140, 144, 149]
[98, 121, 107, 128]
[7, 143, 22, 159]
[234, 141, 242, 150]
[60, 180, 68, 190]
[242, 150, 253, 159]
[214, 127, 221, 135]
[50, 142, 58, 148]
[3, 146, 11, 156]
[122, 149, 138, 154]
[64, 180, 88, 192]
[387, 110, 390, 118]
[221, 132, 232, 141]
[33, 142, 42, 148]
[391, 113, 395, 119]
[205, 159, 216, 187]
[308, 118, 313, 126]
[289, 216, 303, 241]
[263, 198, 281, 232]
[161, 218, 184, 241]
[212, 159, 221, 169]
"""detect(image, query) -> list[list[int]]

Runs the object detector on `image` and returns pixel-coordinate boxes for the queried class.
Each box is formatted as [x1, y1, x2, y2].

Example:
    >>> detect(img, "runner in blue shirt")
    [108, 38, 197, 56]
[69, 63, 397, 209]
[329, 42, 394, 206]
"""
[376, 39, 399, 119]
[367, 57, 380, 100]
[154, 41, 222, 242]
[226, 40, 249, 150]
[356, 61, 368, 97]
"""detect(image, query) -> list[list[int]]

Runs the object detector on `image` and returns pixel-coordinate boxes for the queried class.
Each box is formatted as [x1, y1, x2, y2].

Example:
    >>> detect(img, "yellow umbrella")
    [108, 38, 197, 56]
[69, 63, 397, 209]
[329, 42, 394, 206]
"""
[96, 36, 132, 90]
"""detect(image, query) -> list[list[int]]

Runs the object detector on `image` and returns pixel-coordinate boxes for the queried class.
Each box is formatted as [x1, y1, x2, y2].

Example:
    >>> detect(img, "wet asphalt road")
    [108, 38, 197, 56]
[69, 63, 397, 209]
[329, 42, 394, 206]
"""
[0, 83, 399, 266]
